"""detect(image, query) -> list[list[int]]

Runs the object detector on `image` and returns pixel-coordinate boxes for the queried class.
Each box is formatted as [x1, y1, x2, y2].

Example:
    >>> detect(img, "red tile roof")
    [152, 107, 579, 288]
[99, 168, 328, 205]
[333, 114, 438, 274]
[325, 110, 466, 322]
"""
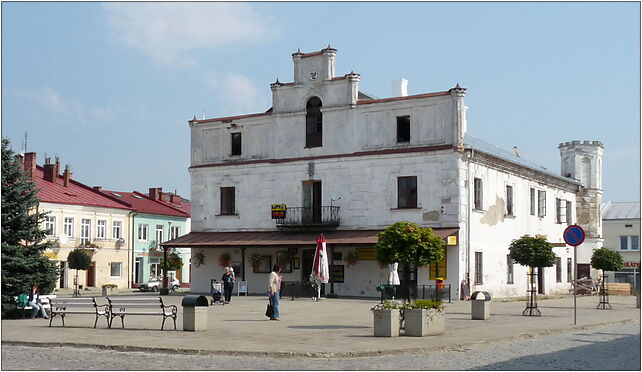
[101, 190, 190, 218]
[32, 167, 133, 210]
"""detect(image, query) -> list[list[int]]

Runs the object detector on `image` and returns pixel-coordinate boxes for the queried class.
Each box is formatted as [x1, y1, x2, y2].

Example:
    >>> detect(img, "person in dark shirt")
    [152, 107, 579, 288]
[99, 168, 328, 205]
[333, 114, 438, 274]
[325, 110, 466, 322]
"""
[27, 286, 48, 319]
[221, 267, 235, 304]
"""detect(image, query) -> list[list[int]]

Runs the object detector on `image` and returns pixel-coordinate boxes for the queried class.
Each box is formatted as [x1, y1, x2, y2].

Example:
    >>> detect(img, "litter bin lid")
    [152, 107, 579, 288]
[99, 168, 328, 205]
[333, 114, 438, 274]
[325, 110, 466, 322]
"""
[181, 295, 209, 307]
[471, 291, 492, 301]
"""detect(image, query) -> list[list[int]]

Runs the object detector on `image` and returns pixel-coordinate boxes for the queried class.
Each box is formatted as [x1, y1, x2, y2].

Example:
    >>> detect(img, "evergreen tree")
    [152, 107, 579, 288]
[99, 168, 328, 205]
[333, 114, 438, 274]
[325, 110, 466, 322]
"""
[1, 138, 59, 316]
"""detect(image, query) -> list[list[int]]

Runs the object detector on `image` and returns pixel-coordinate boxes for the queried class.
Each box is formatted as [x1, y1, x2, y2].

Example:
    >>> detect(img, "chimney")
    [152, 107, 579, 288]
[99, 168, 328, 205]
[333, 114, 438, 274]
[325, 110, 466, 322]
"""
[54, 157, 61, 177]
[170, 194, 181, 204]
[63, 165, 72, 187]
[23, 152, 36, 178]
[149, 187, 162, 201]
[43, 158, 56, 183]
[93, 186, 102, 192]
[391, 78, 408, 97]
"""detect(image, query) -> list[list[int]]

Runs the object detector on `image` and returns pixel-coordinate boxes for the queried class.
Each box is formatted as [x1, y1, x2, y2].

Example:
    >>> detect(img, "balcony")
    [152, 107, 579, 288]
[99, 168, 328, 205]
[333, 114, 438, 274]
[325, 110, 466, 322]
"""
[276, 206, 340, 229]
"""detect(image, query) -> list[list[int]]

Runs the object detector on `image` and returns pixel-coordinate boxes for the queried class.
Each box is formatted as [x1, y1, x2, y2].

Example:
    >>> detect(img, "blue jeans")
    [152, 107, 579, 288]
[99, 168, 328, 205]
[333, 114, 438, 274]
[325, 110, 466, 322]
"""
[28, 301, 47, 318]
[269, 292, 280, 319]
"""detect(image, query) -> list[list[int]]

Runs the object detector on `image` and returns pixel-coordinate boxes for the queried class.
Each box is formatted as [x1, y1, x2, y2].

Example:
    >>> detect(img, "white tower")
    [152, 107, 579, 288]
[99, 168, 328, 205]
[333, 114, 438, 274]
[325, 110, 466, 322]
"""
[559, 140, 604, 277]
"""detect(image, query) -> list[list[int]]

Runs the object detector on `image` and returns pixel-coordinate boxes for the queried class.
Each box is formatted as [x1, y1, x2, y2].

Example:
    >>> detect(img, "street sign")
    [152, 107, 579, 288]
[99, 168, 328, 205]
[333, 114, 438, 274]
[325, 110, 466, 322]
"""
[563, 225, 585, 246]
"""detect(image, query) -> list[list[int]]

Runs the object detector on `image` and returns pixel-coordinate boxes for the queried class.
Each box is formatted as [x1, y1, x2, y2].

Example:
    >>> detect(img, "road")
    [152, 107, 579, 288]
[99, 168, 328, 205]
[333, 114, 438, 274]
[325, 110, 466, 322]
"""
[2, 322, 639, 370]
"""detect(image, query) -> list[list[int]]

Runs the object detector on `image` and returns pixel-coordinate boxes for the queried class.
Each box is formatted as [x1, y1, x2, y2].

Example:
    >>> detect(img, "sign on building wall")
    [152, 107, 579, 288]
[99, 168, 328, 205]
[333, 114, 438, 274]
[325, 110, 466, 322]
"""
[447, 235, 457, 246]
[271, 204, 286, 219]
[356, 248, 376, 260]
[332, 265, 345, 283]
[625, 262, 640, 268]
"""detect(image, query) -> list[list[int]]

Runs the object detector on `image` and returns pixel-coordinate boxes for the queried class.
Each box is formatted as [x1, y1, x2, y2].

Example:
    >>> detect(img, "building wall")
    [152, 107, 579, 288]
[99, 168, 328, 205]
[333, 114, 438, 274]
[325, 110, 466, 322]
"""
[40, 203, 132, 290]
[602, 218, 640, 284]
[132, 214, 189, 284]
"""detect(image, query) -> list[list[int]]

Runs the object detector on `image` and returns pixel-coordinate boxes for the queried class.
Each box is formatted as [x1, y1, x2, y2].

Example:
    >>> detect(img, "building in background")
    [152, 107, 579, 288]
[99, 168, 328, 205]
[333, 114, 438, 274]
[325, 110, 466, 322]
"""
[165, 46, 603, 298]
[22, 153, 134, 290]
[98, 187, 191, 288]
[601, 201, 640, 290]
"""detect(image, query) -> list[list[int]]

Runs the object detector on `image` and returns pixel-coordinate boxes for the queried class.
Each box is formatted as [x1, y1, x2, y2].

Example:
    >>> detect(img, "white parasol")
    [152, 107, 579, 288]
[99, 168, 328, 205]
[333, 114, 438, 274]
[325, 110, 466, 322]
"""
[388, 262, 400, 285]
[312, 234, 329, 301]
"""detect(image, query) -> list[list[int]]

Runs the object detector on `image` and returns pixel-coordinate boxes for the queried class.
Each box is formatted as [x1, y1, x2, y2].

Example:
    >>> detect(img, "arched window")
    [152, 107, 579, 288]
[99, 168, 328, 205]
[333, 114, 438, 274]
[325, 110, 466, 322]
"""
[305, 97, 322, 148]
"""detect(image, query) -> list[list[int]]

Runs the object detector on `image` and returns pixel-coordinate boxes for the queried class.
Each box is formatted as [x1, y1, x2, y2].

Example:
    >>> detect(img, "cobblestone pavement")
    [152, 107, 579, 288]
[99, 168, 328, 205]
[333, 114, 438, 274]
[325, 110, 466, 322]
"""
[2, 322, 639, 370]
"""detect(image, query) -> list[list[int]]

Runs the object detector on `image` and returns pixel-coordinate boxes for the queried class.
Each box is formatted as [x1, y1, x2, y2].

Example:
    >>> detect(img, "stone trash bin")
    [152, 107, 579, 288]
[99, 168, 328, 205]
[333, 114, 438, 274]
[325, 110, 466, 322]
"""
[471, 291, 491, 320]
[182, 295, 209, 331]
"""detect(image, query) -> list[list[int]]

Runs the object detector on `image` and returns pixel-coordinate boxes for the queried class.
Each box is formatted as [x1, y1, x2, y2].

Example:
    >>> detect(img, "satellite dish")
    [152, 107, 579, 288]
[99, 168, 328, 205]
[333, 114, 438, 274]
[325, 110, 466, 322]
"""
[58, 233, 69, 245]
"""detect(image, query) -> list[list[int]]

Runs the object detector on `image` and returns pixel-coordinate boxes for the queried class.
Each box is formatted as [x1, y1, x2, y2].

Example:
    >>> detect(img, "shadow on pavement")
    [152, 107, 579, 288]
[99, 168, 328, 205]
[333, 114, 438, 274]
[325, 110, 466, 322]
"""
[472, 334, 640, 370]
[288, 325, 370, 330]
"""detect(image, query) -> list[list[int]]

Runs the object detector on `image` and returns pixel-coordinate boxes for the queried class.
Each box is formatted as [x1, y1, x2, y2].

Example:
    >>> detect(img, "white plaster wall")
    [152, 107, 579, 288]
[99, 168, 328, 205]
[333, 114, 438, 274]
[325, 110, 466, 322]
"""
[467, 162, 577, 297]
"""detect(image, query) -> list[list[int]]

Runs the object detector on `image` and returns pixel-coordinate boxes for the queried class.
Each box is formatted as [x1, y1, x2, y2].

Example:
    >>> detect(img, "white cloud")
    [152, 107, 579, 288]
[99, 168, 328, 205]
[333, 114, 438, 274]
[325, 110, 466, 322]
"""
[22, 87, 116, 124]
[103, 3, 279, 67]
[212, 72, 270, 115]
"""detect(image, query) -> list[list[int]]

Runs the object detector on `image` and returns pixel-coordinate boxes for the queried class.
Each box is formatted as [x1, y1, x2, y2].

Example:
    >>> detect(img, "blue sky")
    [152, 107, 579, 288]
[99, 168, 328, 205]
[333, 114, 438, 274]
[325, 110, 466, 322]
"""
[2, 2, 640, 202]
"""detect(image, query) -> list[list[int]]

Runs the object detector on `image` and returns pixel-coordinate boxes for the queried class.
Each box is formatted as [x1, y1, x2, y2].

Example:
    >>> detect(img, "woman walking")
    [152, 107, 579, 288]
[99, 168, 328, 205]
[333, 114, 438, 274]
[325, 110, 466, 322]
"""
[221, 267, 235, 304]
[268, 264, 282, 320]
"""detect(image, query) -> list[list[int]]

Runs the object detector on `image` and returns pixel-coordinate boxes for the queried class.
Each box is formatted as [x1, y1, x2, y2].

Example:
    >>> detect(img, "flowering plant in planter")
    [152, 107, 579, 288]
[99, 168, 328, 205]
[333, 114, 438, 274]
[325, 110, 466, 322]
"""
[219, 252, 232, 267]
[371, 300, 402, 337]
[193, 252, 205, 267]
[249, 253, 263, 270]
[402, 299, 445, 337]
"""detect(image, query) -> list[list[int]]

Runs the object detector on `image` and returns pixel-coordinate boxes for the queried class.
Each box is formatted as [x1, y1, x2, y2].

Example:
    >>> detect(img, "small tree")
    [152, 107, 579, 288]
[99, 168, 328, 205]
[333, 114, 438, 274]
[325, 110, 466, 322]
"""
[68, 249, 92, 297]
[509, 235, 556, 316]
[1, 138, 58, 317]
[375, 221, 445, 302]
[591, 248, 624, 310]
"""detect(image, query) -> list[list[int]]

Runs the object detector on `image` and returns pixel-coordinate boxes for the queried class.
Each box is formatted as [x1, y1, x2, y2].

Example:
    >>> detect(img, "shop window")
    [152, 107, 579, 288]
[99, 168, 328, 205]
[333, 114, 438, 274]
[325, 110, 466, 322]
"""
[253, 255, 272, 273]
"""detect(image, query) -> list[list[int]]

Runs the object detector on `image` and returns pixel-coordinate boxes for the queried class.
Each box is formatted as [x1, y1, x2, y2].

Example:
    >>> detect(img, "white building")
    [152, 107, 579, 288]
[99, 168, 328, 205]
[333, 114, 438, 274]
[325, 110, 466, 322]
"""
[166, 46, 603, 299]
[601, 201, 640, 289]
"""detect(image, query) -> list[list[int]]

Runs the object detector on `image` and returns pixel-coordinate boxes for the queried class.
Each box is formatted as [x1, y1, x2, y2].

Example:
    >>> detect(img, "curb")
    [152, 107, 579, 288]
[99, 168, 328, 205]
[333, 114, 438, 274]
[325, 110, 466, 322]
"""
[3, 319, 639, 359]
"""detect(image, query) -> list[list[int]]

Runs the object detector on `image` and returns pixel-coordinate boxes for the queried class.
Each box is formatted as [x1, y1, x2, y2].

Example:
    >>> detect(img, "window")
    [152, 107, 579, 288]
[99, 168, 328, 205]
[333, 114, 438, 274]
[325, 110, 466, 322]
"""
[555, 198, 566, 224]
[397, 176, 417, 208]
[566, 200, 573, 225]
[538, 190, 546, 217]
[396, 116, 410, 142]
[474, 178, 483, 210]
[80, 218, 91, 244]
[96, 220, 107, 239]
[620, 236, 640, 251]
[567, 258, 573, 282]
[231, 133, 242, 156]
[507, 255, 514, 284]
[276, 251, 293, 273]
[556, 257, 562, 283]
[112, 221, 122, 239]
[530, 188, 536, 216]
[253, 255, 272, 273]
[44, 216, 56, 236]
[506, 186, 514, 216]
[155, 225, 164, 246]
[474, 252, 483, 284]
[170, 226, 181, 240]
[138, 224, 149, 242]
[220, 187, 236, 215]
[305, 97, 322, 148]
[110, 262, 122, 278]
[63, 217, 74, 237]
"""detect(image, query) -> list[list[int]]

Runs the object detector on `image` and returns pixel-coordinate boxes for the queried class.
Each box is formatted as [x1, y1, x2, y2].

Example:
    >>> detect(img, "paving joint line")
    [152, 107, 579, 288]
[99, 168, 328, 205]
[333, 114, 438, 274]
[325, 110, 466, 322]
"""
[3, 319, 638, 359]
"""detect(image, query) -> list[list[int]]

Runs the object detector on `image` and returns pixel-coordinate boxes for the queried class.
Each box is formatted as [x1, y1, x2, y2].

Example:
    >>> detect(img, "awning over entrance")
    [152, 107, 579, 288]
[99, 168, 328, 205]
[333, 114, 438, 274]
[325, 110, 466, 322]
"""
[161, 228, 459, 248]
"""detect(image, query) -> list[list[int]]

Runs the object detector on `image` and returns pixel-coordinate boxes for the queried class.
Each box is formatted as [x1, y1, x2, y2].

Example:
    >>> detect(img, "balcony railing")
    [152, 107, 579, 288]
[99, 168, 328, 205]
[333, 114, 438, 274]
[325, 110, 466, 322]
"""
[276, 206, 340, 228]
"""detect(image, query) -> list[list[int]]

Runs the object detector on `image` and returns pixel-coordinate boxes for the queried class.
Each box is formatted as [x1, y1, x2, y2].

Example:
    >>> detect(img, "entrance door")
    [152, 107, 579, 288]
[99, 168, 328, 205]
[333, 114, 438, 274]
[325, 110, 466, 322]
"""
[302, 181, 322, 224]
[301, 248, 324, 297]
[175, 267, 182, 282]
[398, 264, 418, 299]
[86, 262, 96, 287]
[537, 267, 545, 294]
[59, 261, 68, 288]
[134, 258, 142, 284]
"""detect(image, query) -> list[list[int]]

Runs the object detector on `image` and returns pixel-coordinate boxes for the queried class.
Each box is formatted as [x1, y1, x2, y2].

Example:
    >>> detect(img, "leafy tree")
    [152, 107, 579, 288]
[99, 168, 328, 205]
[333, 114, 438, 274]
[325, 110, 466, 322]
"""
[375, 221, 445, 301]
[1, 138, 59, 316]
[590, 248, 624, 272]
[67, 249, 92, 271]
[509, 235, 556, 316]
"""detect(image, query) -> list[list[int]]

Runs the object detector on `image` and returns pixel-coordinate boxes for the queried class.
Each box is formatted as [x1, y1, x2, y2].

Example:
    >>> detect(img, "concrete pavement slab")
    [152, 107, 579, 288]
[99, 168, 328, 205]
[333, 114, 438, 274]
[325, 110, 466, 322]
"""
[2, 295, 639, 357]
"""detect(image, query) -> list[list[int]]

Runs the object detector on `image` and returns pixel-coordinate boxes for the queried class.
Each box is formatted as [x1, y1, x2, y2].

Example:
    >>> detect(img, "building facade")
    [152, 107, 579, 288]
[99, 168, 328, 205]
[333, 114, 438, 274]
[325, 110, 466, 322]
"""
[23, 153, 134, 290]
[601, 201, 640, 289]
[166, 47, 602, 298]
[99, 187, 191, 287]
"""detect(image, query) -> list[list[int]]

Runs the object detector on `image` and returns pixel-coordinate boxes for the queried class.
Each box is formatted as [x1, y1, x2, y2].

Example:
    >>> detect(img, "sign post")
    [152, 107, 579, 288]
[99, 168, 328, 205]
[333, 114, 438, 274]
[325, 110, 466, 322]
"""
[563, 225, 586, 326]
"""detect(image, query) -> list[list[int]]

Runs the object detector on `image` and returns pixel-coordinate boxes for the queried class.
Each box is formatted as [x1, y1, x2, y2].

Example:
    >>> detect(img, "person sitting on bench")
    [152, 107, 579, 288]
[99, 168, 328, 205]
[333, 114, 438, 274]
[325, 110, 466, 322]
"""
[28, 286, 48, 319]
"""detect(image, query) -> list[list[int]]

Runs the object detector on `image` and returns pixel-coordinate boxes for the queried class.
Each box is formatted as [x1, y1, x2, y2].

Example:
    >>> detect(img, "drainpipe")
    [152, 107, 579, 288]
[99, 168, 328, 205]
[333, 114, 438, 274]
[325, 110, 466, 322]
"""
[129, 211, 138, 288]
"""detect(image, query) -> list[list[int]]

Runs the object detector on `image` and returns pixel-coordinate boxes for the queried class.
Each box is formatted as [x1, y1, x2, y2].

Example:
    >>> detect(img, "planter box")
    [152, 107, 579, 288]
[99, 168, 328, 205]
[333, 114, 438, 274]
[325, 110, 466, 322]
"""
[373, 309, 400, 337]
[101, 287, 117, 296]
[404, 308, 445, 337]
